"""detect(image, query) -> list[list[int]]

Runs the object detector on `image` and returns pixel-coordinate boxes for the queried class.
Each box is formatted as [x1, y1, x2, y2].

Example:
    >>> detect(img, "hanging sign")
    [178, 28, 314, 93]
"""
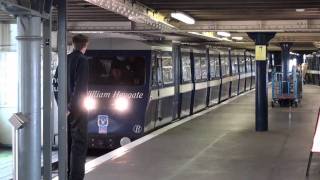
[255, 45, 267, 61]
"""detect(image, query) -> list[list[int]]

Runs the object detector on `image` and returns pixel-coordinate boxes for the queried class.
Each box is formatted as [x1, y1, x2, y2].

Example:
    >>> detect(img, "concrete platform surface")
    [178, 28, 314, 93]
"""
[85, 85, 320, 180]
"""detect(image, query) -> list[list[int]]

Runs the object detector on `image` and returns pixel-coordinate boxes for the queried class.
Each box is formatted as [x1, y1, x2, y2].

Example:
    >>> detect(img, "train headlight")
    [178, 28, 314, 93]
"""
[114, 97, 129, 112]
[84, 96, 96, 111]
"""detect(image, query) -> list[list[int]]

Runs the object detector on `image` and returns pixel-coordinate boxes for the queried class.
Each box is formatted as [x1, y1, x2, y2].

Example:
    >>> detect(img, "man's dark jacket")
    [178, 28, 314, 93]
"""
[53, 50, 89, 112]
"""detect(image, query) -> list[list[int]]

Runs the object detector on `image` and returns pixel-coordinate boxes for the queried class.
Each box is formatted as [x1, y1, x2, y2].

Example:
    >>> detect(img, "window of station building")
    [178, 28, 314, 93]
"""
[0, 23, 18, 145]
[0, 52, 18, 107]
[181, 54, 192, 82]
[0, 24, 17, 109]
[161, 55, 174, 85]
[89, 55, 146, 86]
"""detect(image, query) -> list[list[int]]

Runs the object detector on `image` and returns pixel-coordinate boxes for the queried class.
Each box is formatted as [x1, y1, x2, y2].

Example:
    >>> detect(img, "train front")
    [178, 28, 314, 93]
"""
[85, 53, 149, 149]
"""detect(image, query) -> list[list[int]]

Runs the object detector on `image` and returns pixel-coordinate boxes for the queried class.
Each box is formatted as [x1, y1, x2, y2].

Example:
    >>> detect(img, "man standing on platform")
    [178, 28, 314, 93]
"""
[54, 34, 89, 180]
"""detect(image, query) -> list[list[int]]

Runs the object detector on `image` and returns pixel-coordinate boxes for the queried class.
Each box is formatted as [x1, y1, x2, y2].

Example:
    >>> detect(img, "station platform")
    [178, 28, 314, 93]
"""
[84, 85, 320, 180]
[0, 149, 59, 180]
[0, 148, 12, 180]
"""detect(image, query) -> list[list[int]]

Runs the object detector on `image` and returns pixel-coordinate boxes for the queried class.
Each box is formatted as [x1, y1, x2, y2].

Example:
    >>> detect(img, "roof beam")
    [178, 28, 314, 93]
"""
[137, 0, 320, 10]
[66, 19, 320, 33]
[177, 20, 320, 32]
[0, 0, 50, 18]
[83, 0, 177, 32]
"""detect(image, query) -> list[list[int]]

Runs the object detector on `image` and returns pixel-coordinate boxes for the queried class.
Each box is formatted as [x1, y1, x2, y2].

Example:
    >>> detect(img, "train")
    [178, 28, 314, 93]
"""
[305, 53, 320, 85]
[82, 40, 257, 149]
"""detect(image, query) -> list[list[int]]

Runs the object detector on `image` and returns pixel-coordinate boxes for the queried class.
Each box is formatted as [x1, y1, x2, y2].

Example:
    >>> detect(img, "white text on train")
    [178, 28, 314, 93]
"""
[88, 90, 144, 99]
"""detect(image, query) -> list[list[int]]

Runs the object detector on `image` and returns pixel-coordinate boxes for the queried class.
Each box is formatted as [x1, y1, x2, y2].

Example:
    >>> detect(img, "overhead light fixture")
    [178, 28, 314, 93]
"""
[188, 32, 224, 41]
[296, 9, 305, 12]
[69, 31, 104, 34]
[171, 12, 195, 25]
[217, 31, 231, 37]
[221, 37, 232, 42]
[232, 36, 243, 41]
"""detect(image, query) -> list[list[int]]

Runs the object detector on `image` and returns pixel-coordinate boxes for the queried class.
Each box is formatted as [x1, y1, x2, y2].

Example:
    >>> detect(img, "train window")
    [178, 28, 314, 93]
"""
[246, 56, 251, 72]
[239, 56, 245, 73]
[157, 56, 163, 84]
[200, 56, 208, 80]
[210, 55, 220, 78]
[162, 56, 174, 84]
[194, 56, 202, 80]
[252, 56, 256, 72]
[182, 54, 192, 82]
[194, 54, 208, 80]
[151, 55, 158, 86]
[221, 55, 229, 76]
[231, 55, 238, 74]
[89, 55, 145, 86]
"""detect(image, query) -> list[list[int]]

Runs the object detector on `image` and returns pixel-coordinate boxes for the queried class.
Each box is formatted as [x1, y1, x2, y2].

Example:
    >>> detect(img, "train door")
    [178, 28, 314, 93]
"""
[316, 54, 320, 85]
[251, 54, 256, 89]
[144, 52, 160, 132]
[220, 50, 231, 101]
[208, 50, 221, 106]
[192, 50, 208, 113]
[244, 51, 252, 91]
[230, 51, 239, 97]
[305, 54, 316, 84]
[238, 52, 246, 94]
[155, 51, 175, 127]
[179, 49, 193, 118]
[267, 53, 273, 82]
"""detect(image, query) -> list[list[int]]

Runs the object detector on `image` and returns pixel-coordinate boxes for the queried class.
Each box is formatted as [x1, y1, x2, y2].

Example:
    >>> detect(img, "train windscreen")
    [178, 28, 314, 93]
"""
[89, 56, 145, 86]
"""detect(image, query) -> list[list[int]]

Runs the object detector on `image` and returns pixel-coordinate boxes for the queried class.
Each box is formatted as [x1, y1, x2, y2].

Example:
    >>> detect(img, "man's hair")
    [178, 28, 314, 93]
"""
[72, 34, 88, 50]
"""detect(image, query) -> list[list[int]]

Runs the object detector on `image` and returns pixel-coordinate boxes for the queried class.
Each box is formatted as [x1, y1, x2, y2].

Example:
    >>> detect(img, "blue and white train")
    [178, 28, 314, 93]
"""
[305, 53, 320, 85]
[83, 42, 256, 149]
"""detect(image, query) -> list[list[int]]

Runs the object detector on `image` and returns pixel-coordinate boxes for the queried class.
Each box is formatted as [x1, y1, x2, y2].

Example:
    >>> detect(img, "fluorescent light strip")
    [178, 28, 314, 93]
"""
[296, 8, 305, 12]
[231, 36, 243, 41]
[221, 37, 232, 42]
[69, 31, 104, 34]
[217, 31, 231, 37]
[188, 32, 225, 41]
[171, 12, 195, 25]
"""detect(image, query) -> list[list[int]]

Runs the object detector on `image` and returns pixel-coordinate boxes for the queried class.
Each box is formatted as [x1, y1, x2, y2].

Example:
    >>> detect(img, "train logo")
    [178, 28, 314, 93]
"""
[132, 125, 142, 134]
[97, 115, 109, 134]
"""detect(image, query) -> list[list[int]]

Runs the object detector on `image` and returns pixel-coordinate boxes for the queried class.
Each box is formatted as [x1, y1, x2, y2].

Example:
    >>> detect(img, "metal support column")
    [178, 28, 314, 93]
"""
[57, 0, 68, 179]
[280, 42, 293, 81]
[16, 16, 42, 180]
[247, 32, 276, 132]
[43, 17, 53, 180]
